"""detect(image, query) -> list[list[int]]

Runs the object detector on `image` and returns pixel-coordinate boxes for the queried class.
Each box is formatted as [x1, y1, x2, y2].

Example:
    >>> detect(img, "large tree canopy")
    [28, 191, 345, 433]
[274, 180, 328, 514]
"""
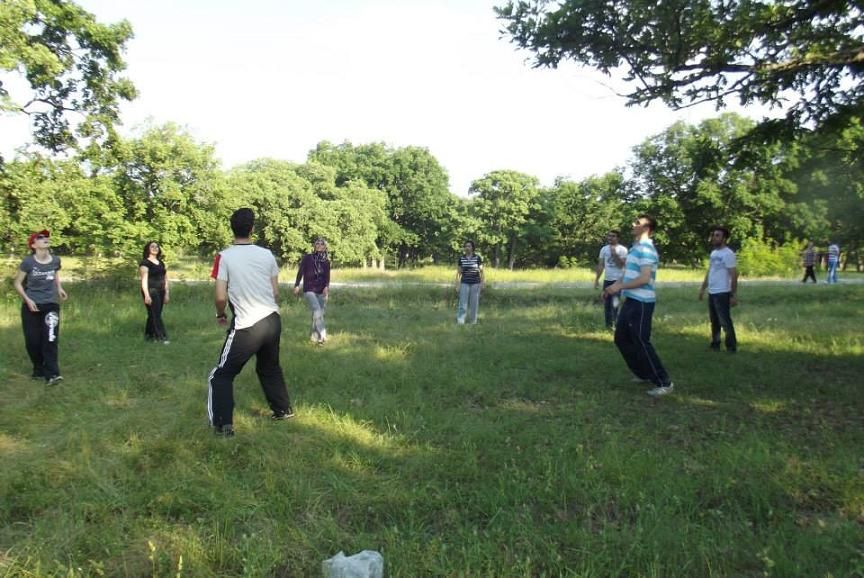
[496, 0, 864, 127]
[0, 0, 136, 158]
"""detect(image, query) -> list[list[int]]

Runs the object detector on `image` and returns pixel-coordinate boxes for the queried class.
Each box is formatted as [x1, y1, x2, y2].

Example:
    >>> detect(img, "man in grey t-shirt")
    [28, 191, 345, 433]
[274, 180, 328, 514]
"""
[207, 209, 294, 436]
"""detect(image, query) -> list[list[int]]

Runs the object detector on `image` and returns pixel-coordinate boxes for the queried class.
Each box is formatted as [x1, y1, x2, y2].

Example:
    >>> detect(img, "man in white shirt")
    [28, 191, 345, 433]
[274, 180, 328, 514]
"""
[699, 226, 738, 353]
[208, 208, 294, 436]
[593, 230, 628, 328]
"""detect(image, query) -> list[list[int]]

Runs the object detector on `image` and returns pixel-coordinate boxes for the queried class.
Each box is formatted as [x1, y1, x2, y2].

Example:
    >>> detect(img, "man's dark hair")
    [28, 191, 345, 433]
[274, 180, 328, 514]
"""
[712, 226, 731, 240]
[609, 229, 621, 237]
[637, 214, 657, 233]
[230, 208, 255, 238]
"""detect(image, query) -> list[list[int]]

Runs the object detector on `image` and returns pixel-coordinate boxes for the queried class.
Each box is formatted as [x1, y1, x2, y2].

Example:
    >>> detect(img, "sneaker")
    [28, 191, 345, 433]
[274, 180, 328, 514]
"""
[46, 375, 64, 386]
[214, 424, 235, 436]
[272, 408, 295, 420]
[31, 372, 44, 381]
[162, 340, 171, 345]
[630, 376, 650, 383]
[646, 383, 674, 397]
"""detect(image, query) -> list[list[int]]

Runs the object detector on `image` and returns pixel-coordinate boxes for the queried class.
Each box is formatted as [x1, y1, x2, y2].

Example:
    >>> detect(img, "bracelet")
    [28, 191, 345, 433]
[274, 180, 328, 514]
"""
[216, 313, 227, 319]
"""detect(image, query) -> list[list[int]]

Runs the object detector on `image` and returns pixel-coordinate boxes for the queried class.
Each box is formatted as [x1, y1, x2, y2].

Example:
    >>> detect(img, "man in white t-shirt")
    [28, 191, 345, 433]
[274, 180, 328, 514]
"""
[207, 208, 294, 436]
[594, 230, 628, 328]
[699, 226, 738, 353]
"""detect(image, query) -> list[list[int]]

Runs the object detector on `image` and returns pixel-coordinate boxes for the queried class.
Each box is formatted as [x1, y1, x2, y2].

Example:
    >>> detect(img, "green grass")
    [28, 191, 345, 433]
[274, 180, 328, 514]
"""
[0, 277, 862, 577]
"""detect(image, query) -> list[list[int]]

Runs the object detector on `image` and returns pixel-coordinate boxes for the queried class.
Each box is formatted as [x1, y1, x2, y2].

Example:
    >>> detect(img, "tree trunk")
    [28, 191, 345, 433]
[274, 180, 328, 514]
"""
[508, 237, 517, 270]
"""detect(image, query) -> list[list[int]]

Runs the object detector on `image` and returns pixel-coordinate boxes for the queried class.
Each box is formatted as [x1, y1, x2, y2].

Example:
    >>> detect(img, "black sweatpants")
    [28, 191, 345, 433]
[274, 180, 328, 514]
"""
[21, 302, 61, 379]
[207, 312, 292, 427]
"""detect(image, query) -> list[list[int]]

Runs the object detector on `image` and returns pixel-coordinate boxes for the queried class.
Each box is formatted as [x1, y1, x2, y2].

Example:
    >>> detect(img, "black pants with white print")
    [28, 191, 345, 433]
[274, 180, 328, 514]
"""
[21, 302, 61, 380]
[208, 312, 292, 428]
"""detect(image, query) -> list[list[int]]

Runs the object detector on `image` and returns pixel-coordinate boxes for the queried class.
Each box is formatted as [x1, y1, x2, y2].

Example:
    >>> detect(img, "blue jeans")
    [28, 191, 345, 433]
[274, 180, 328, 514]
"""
[457, 283, 481, 324]
[614, 299, 671, 387]
[602, 280, 620, 328]
[708, 292, 737, 351]
[304, 291, 327, 341]
[826, 261, 839, 284]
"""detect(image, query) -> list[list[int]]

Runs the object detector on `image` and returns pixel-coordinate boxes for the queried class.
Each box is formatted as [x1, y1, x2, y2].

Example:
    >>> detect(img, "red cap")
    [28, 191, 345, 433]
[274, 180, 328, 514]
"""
[27, 229, 50, 248]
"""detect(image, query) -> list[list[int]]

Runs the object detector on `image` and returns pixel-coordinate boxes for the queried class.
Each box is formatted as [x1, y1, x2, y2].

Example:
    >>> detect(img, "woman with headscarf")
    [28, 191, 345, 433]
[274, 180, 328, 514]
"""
[293, 238, 331, 344]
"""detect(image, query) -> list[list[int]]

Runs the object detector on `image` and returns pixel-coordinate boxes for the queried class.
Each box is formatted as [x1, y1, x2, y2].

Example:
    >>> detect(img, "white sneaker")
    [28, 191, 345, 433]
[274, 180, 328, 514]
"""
[646, 383, 674, 397]
[631, 376, 650, 383]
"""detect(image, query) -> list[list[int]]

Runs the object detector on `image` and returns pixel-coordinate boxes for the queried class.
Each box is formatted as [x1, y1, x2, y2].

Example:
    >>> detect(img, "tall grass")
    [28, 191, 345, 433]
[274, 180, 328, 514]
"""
[0, 278, 862, 577]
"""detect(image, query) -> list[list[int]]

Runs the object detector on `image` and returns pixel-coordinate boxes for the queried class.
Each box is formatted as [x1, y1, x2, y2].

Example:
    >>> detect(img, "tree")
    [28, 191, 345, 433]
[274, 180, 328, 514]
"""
[496, 0, 864, 129]
[547, 172, 626, 266]
[469, 170, 540, 269]
[111, 123, 229, 258]
[0, 0, 137, 161]
[626, 113, 795, 264]
[308, 141, 459, 266]
[785, 116, 864, 267]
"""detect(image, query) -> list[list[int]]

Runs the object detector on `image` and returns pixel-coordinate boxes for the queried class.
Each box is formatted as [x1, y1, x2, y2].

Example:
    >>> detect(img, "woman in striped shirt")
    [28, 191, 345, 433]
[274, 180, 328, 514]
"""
[455, 240, 484, 324]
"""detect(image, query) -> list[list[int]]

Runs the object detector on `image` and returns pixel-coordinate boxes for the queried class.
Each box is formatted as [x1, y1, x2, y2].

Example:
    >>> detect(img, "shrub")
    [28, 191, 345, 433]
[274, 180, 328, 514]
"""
[737, 238, 800, 276]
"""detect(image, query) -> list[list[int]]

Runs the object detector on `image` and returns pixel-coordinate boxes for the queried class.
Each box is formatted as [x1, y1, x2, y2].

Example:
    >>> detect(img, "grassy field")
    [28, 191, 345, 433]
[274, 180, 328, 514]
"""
[0, 275, 862, 577]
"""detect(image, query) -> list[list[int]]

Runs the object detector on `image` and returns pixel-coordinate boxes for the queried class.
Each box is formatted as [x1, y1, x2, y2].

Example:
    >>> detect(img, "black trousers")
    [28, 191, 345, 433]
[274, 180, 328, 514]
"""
[143, 288, 168, 341]
[802, 266, 816, 283]
[207, 312, 292, 427]
[21, 302, 61, 379]
[708, 292, 737, 351]
[614, 298, 671, 387]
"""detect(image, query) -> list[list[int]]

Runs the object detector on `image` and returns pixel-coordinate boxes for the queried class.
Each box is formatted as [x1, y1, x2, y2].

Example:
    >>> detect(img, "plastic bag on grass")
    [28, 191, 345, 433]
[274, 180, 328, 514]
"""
[322, 550, 384, 578]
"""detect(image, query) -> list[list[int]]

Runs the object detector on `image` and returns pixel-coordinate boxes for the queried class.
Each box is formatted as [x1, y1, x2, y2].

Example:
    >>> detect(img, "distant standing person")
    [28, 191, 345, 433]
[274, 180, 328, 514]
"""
[13, 230, 68, 385]
[826, 241, 840, 284]
[699, 227, 738, 353]
[139, 241, 170, 343]
[208, 208, 294, 436]
[593, 230, 628, 328]
[603, 215, 674, 397]
[801, 241, 817, 284]
[293, 238, 331, 345]
[455, 240, 484, 324]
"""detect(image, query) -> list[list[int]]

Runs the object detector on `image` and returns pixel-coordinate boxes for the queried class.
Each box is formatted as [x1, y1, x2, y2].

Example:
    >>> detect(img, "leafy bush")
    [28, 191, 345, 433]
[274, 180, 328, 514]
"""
[737, 238, 800, 276]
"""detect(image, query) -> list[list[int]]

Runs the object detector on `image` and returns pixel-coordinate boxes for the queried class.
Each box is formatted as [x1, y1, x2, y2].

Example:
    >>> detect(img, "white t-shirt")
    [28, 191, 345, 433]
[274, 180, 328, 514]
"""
[216, 244, 280, 329]
[707, 246, 737, 294]
[599, 244, 628, 281]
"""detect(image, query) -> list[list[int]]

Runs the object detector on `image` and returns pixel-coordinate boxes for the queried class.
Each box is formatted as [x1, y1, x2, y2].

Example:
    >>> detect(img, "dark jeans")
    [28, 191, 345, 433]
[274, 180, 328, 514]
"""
[21, 302, 61, 379]
[708, 292, 737, 351]
[802, 266, 816, 283]
[207, 312, 292, 427]
[143, 288, 168, 341]
[614, 299, 671, 387]
[602, 280, 620, 327]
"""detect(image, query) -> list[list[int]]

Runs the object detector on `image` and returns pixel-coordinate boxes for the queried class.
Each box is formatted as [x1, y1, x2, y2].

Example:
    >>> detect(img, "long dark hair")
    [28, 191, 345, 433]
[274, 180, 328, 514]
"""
[142, 241, 164, 262]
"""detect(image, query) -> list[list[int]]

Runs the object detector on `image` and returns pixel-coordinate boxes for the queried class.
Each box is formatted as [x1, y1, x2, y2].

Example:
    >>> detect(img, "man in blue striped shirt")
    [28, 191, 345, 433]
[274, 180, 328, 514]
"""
[602, 215, 674, 397]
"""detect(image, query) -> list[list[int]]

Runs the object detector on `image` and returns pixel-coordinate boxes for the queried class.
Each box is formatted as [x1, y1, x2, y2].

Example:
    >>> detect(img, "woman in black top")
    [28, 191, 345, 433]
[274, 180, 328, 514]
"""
[139, 241, 170, 343]
[293, 238, 331, 344]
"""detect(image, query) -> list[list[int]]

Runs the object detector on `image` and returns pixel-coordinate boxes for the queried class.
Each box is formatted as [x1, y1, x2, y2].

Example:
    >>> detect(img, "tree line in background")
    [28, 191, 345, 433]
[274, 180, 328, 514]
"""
[1, 111, 861, 273]
[2, 0, 862, 273]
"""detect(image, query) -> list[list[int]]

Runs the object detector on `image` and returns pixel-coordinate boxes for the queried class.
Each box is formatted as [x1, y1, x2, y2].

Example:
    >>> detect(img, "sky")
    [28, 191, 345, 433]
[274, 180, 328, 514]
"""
[1, 0, 777, 196]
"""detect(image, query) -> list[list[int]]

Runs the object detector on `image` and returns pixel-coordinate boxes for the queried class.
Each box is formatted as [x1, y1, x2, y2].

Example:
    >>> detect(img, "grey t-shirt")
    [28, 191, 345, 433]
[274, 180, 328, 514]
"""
[20, 255, 62, 304]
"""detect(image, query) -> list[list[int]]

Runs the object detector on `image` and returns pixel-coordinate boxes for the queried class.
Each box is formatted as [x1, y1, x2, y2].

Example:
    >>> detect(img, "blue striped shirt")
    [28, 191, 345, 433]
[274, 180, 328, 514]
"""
[622, 239, 658, 303]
